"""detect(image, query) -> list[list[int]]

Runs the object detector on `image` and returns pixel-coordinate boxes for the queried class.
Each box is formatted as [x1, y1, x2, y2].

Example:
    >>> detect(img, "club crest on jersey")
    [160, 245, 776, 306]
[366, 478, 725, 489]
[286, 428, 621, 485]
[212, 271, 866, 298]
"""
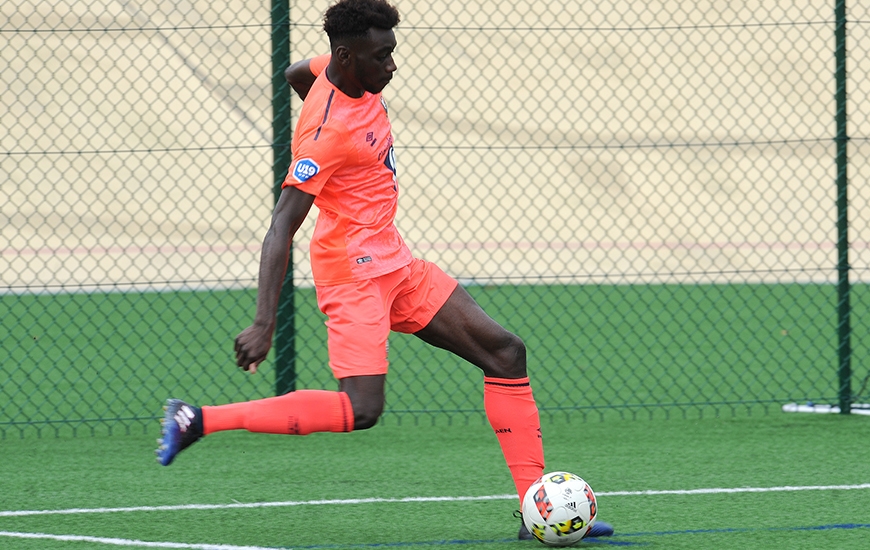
[384, 145, 396, 177]
[292, 158, 319, 182]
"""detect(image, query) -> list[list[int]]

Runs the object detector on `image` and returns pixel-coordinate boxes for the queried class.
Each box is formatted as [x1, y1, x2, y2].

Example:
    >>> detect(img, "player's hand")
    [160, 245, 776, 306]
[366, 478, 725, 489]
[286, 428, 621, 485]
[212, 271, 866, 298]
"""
[234, 324, 272, 374]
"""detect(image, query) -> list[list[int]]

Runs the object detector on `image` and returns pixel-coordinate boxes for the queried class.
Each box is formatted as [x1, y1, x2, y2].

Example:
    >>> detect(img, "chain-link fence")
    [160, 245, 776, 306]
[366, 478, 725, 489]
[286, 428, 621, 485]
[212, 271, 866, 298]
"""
[2, 1, 868, 437]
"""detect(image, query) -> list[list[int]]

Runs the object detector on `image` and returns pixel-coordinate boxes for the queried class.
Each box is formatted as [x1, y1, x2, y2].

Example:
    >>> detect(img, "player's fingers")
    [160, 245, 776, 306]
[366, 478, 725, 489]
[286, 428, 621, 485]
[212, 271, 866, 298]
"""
[235, 345, 251, 368]
[248, 363, 258, 374]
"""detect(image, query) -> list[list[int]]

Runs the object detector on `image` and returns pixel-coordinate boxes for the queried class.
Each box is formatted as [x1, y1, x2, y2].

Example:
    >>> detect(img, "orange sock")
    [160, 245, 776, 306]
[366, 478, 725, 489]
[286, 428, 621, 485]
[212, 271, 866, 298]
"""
[484, 376, 545, 504]
[201, 390, 354, 435]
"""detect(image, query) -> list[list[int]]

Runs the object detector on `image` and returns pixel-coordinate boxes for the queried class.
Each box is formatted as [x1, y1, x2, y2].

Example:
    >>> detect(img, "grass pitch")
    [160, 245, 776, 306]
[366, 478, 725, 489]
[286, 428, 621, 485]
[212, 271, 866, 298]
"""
[1, 413, 869, 549]
[3, 282, 869, 548]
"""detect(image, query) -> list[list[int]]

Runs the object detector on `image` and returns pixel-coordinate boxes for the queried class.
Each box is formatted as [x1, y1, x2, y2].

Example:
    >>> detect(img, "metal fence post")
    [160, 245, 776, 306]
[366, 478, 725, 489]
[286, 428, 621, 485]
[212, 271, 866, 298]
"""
[835, 0, 851, 414]
[272, 0, 295, 395]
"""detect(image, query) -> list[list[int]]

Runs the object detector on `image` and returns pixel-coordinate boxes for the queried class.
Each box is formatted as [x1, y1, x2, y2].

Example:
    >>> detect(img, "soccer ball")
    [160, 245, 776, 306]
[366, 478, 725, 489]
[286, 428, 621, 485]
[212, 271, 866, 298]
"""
[521, 471, 598, 546]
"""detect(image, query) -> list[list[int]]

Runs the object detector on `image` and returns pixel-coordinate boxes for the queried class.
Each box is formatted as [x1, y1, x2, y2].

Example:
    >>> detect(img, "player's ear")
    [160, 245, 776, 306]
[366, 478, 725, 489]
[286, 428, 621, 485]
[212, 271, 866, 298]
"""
[334, 44, 352, 66]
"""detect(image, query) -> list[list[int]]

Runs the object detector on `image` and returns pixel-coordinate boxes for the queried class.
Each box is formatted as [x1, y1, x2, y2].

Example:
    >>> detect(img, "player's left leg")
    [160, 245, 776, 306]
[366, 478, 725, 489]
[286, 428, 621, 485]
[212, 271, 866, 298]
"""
[400, 264, 612, 540]
[411, 283, 544, 504]
[389, 260, 543, 503]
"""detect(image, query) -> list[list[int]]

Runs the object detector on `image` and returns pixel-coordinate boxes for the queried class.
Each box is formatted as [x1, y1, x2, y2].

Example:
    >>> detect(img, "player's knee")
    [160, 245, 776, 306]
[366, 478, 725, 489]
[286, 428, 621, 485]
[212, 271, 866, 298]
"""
[350, 398, 383, 431]
[339, 375, 386, 431]
[504, 333, 527, 374]
[488, 332, 527, 379]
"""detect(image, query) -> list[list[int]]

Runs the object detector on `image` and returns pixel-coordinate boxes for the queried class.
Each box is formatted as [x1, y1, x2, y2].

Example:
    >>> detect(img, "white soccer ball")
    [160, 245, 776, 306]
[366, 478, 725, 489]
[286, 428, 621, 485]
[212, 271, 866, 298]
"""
[521, 471, 598, 546]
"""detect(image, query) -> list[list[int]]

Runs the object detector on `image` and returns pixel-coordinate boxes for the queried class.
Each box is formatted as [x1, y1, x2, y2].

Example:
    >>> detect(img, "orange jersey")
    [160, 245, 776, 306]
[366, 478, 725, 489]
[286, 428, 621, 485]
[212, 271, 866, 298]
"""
[284, 67, 412, 286]
[308, 53, 330, 76]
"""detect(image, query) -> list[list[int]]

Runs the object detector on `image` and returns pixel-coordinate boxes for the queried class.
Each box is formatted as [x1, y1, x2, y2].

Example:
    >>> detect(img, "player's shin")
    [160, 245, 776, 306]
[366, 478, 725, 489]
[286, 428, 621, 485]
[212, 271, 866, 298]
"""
[202, 390, 354, 435]
[483, 376, 545, 503]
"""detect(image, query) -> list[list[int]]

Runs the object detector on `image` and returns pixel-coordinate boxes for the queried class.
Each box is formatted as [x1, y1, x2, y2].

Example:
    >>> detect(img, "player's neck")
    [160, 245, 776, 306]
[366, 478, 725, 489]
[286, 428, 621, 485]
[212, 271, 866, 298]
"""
[325, 65, 366, 99]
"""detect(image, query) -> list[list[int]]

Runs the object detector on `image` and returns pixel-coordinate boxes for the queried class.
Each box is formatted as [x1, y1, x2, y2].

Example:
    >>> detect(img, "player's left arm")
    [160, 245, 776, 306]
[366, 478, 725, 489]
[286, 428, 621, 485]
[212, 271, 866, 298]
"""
[284, 53, 330, 100]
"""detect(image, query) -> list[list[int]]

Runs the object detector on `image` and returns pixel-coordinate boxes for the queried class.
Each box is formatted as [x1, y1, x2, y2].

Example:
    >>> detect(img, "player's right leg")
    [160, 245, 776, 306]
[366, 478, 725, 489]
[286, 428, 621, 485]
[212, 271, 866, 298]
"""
[155, 390, 356, 466]
[156, 272, 398, 466]
[156, 398, 203, 466]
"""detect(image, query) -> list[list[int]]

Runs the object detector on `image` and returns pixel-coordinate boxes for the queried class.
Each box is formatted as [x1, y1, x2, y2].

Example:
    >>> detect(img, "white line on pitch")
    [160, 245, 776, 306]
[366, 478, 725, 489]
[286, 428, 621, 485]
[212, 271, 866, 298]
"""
[2, 483, 869, 519]
[0, 494, 518, 518]
[0, 531, 277, 550]
[598, 483, 870, 496]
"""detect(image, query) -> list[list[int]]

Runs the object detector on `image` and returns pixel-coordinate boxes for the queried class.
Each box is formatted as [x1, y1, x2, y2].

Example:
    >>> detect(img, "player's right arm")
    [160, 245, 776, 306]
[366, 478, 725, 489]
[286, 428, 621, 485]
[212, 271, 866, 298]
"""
[284, 53, 330, 100]
[234, 185, 315, 373]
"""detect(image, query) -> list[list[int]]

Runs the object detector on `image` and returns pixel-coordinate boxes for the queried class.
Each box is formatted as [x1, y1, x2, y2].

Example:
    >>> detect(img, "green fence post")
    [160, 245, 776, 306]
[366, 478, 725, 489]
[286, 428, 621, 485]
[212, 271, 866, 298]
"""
[272, 0, 295, 395]
[835, 0, 851, 414]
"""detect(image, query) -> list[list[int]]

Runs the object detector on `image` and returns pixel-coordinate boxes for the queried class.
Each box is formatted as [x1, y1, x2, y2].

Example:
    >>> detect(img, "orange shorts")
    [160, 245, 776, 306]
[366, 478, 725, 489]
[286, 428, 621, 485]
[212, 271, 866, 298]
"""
[315, 258, 458, 379]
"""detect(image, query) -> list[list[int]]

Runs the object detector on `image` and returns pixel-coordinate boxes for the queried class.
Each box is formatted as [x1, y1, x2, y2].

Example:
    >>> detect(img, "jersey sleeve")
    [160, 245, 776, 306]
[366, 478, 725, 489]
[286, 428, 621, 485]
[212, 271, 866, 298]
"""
[284, 123, 348, 196]
[308, 54, 330, 77]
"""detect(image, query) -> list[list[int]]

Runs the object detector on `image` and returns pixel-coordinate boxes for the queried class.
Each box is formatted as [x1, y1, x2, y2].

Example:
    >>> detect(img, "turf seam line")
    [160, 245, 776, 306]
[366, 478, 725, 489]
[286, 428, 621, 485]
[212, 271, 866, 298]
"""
[3, 525, 870, 549]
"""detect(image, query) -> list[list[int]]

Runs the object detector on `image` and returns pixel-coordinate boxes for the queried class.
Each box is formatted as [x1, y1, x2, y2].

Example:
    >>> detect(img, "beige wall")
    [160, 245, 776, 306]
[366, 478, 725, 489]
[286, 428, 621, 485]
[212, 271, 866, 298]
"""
[2, 1, 868, 291]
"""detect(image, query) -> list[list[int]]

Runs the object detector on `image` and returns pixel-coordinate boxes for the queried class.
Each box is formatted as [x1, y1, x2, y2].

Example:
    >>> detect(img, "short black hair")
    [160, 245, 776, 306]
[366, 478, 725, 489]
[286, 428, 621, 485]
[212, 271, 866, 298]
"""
[323, 0, 400, 41]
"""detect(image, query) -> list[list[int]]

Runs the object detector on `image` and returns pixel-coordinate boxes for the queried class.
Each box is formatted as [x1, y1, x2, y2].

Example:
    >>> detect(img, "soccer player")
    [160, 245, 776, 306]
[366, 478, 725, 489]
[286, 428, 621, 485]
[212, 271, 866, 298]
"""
[156, 0, 612, 540]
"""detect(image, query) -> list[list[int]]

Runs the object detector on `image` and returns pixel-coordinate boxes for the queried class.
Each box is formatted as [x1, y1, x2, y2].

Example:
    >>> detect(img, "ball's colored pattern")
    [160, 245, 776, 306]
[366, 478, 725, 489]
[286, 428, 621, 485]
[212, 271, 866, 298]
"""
[521, 472, 598, 546]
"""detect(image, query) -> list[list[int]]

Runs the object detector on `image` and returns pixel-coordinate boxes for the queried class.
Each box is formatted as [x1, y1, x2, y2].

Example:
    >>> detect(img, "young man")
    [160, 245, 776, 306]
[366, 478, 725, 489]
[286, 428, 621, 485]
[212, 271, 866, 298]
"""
[156, 0, 612, 540]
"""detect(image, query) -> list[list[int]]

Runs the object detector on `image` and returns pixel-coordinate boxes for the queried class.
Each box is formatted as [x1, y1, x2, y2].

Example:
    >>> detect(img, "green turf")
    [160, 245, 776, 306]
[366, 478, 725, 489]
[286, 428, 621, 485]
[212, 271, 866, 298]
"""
[3, 282, 868, 438]
[1, 413, 869, 549]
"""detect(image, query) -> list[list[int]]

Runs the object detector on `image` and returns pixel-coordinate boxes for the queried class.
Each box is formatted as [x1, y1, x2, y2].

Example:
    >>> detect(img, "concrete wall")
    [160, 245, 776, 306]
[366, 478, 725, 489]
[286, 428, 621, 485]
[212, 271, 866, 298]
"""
[2, 1, 868, 290]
